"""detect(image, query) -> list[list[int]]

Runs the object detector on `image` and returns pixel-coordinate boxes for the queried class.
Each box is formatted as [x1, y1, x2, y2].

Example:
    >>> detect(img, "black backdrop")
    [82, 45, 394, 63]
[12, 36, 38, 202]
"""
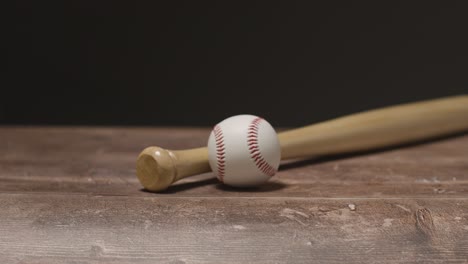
[5, 1, 468, 127]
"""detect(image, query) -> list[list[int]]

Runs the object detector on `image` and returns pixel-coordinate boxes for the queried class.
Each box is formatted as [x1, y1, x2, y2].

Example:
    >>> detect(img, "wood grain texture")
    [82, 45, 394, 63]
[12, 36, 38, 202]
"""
[0, 127, 468, 263]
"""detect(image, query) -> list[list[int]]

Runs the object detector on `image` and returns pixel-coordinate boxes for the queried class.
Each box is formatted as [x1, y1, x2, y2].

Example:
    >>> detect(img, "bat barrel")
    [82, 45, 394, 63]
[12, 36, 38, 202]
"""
[278, 95, 468, 160]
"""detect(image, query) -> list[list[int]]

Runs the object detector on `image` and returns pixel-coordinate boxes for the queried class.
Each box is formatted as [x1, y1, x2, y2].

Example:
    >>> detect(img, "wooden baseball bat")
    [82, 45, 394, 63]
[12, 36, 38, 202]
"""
[137, 95, 468, 191]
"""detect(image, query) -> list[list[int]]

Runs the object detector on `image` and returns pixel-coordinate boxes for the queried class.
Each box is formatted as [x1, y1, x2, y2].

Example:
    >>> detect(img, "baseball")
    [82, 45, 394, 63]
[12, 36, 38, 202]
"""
[207, 115, 281, 187]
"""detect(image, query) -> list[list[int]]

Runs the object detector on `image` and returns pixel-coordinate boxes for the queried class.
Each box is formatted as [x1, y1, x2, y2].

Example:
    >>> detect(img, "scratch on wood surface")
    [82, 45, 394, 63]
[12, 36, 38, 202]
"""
[280, 208, 309, 226]
[317, 206, 340, 214]
[144, 219, 153, 230]
[416, 177, 441, 183]
[333, 164, 339, 171]
[415, 208, 436, 239]
[433, 188, 447, 194]
[395, 204, 412, 213]
[89, 245, 105, 258]
[383, 218, 394, 227]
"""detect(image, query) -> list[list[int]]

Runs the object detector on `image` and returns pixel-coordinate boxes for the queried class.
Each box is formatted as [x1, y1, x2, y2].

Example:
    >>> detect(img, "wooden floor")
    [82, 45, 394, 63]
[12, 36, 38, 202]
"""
[0, 127, 467, 263]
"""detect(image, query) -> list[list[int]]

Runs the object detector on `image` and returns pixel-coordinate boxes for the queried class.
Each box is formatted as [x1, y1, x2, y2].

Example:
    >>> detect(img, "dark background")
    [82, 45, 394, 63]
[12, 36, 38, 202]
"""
[5, 1, 468, 127]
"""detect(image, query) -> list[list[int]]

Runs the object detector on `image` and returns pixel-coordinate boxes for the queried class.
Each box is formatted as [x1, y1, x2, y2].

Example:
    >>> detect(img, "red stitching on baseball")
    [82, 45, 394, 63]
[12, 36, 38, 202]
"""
[247, 117, 277, 177]
[213, 125, 225, 182]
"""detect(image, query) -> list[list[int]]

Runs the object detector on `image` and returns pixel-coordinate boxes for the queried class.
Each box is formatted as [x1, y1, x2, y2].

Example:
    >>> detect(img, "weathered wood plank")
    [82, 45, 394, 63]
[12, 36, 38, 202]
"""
[0, 127, 467, 197]
[1, 127, 467, 263]
[0, 194, 467, 263]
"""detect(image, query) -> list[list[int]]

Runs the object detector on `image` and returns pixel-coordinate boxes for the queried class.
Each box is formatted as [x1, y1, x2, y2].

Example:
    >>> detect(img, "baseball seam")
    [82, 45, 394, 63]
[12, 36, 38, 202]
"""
[213, 125, 226, 182]
[247, 117, 277, 177]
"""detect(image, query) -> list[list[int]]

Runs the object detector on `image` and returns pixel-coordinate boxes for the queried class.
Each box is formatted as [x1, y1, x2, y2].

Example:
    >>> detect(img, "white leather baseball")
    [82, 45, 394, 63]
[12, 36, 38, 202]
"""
[207, 115, 281, 187]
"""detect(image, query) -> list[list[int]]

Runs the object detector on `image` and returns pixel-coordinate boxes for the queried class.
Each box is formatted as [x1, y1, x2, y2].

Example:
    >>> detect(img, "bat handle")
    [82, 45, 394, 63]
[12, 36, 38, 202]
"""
[136, 146, 210, 191]
[278, 95, 468, 160]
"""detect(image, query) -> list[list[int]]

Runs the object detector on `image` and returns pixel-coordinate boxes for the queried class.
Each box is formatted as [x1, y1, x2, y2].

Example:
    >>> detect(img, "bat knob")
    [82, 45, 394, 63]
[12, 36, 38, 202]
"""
[136, 147, 177, 191]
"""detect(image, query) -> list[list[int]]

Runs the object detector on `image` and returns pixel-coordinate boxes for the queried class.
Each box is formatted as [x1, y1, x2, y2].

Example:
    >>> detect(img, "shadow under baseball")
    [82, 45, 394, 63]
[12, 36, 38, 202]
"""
[141, 177, 287, 194]
[215, 181, 286, 192]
